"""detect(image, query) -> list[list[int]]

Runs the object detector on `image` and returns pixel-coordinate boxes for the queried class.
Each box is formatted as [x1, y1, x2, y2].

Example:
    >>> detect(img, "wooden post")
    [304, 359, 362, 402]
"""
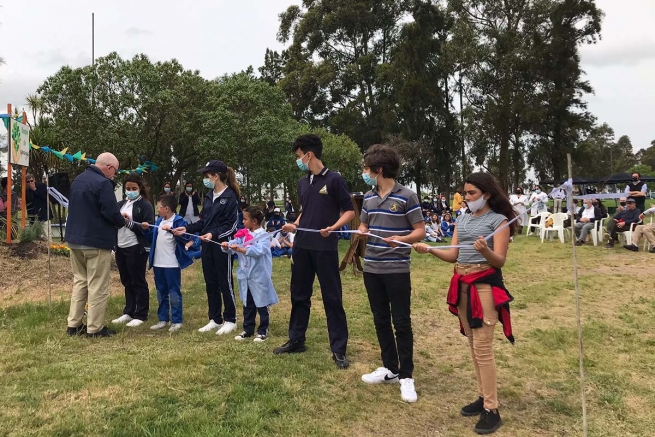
[21, 111, 27, 229]
[6, 103, 12, 244]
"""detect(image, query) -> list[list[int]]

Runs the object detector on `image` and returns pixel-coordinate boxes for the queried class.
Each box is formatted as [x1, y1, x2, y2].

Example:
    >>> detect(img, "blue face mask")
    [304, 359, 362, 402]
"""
[186, 187, 193, 193]
[164, 187, 171, 193]
[362, 172, 377, 186]
[296, 154, 309, 172]
[125, 190, 139, 200]
[203, 178, 214, 189]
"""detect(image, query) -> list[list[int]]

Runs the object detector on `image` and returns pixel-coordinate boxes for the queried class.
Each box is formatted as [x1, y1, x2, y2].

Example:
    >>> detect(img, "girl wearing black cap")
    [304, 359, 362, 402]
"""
[172, 160, 241, 335]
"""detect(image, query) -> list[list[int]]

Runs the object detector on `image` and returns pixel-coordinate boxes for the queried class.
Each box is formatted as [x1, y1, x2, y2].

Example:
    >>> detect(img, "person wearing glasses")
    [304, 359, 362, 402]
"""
[65, 153, 128, 338]
[25, 174, 53, 239]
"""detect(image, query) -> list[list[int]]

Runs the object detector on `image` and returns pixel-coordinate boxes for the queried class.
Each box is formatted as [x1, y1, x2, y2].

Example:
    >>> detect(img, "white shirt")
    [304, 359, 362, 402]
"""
[529, 192, 549, 215]
[153, 216, 179, 268]
[550, 188, 565, 199]
[117, 198, 139, 248]
[510, 194, 529, 215]
[212, 186, 227, 202]
[581, 206, 596, 220]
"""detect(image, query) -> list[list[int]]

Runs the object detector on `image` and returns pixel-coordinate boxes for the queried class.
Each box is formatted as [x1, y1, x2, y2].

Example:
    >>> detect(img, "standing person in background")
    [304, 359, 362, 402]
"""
[452, 188, 463, 213]
[549, 183, 565, 213]
[25, 174, 52, 238]
[178, 181, 201, 224]
[112, 172, 155, 328]
[357, 144, 425, 403]
[273, 134, 355, 369]
[509, 187, 529, 235]
[529, 185, 548, 224]
[625, 172, 648, 213]
[285, 197, 296, 222]
[66, 152, 126, 338]
[172, 160, 240, 335]
[413, 172, 515, 435]
[0, 177, 19, 219]
[160, 181, 173, 196]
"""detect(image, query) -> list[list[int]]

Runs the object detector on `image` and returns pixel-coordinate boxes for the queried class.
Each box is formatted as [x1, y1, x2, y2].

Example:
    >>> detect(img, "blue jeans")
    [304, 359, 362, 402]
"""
[153, 267, 183, 324]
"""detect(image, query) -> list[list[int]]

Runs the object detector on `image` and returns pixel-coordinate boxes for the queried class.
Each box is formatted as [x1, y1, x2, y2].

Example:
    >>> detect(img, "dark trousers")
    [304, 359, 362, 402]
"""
[201, 242, 236, 324]
[243, 289, 270, 336]
[607, 220, 631, 242]
[288, 248, 348, 354]
[153, 267, 183, 324]
[115, 245, 150, 321]
[363, 272, 414, 379]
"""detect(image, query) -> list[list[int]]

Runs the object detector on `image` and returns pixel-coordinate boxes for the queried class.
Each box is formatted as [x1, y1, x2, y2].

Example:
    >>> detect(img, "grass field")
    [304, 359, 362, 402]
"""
[1, 235, 654, 437]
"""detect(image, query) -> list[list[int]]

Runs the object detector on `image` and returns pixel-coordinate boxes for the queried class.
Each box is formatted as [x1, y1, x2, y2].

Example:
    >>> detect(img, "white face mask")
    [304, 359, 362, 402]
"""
[467, 195, 488, 213]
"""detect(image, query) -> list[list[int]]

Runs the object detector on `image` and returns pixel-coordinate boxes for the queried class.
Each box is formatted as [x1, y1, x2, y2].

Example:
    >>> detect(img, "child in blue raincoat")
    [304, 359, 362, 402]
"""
[221, 206, 278, 342]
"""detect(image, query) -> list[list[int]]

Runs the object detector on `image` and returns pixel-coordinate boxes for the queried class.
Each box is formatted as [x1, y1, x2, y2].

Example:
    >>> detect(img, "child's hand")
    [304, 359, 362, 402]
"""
[172, 227, 186, 236]
[160, 224, 171, 231]
[229, 244, 240, 252]
[200, 233, 213, 241]
[141, 222, 149, 230]
[186, 241, 193, 249]
[413, 243, 430, 254]
[221, 242, 229, 250]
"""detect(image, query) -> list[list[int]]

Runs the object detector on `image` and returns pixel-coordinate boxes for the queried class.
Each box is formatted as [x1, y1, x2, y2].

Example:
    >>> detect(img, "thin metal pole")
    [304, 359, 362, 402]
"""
[568, 153, 588, 437]
[92, 13, 95, 66]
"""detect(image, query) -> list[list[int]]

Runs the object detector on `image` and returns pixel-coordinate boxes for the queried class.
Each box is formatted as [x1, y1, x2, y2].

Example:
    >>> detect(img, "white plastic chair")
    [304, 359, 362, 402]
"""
[618, 223, 638, 246]
[596, 214, 609, 245]
[526, 212, 550, 237]
[541, 213, 568, 243]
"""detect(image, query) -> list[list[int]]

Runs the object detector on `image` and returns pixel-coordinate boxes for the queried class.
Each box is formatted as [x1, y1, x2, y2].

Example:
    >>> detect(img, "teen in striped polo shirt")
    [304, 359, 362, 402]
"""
[357, 144, 426, 403]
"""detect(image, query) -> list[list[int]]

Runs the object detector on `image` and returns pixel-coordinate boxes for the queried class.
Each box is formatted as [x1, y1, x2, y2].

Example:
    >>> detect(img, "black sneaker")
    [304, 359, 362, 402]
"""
[273, 339, 307, 355]
[474, 408, 502, 435]
[649, 247, 655, 253]
[623, 244, 639, 252]
[332, 353, 350, 370]
[604, 242, 614, 249]
[87, 327, 116, 338]
[575, 240, 584, 246]
[461, 396, 484, 416]
[66, 324, 87, 336]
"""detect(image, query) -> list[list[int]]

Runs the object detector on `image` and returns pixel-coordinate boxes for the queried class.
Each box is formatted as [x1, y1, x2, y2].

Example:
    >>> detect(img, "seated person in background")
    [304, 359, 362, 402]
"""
[457, 201, 469, 216]
[421, 196, 432, 211]
[267, 207, 285, 232]
[623, 204, 655, 253]
[616, 198, 626, 213]
[422, 208, 431, 222]
[574, 199, 602, 246]
[440, 212, 455, 238]
[425, 219, 444, 243]
[271, 230, 294, 257]
[593, 199, 608, 218]
[604, 197, 641, 249]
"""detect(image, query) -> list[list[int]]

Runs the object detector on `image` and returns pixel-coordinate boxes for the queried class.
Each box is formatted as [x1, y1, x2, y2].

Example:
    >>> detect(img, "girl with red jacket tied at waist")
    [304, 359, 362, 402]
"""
[414, 172, 515, 435]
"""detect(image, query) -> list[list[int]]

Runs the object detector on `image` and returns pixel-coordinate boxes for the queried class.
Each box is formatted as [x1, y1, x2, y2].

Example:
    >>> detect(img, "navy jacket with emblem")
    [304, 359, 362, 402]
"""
[185, 186, 239, 243]
[65, 165, 125, 250]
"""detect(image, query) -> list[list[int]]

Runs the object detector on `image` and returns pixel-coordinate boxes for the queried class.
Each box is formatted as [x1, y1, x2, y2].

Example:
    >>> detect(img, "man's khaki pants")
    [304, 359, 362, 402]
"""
[67, 248, 112, 334]
[632, 223, 655, 248]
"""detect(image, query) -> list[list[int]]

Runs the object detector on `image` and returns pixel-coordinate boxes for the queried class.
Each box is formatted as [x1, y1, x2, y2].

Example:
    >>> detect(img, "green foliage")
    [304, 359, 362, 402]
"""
[0, 214, 20, 240]
[574, 124, 637, 179]
[18, 220, 44, 244]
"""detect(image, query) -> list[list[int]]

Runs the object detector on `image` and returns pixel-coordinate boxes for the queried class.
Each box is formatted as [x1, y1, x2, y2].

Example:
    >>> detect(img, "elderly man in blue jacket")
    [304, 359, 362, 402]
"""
[65, 152, 127, 338]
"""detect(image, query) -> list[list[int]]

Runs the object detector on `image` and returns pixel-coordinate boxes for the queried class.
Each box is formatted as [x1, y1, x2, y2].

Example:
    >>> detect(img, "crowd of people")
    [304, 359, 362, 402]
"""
[55, 134, 654, 435]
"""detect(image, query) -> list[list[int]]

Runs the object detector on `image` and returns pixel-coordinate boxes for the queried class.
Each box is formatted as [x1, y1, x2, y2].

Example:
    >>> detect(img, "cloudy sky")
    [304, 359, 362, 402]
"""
[1, 0, 653, 152]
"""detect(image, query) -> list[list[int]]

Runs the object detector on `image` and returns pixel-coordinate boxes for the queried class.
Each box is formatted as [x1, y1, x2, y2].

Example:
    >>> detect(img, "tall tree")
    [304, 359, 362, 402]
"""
[276, 0, 412, 148]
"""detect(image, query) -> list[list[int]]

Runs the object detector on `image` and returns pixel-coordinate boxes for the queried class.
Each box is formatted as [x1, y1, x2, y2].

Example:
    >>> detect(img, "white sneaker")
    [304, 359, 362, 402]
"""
[234, 331, 252, 341]
[150, 321, 168, 330]
[400, 378, 418, 403]
[198, 320, 221, 333]
[361, 367, 399, 384]
[111, 314, 133, 324]
[168, 323, 183, 332]
[216, 321, 237, 335]
[253, 334, 267, 342]
[125, 319, 144, 327]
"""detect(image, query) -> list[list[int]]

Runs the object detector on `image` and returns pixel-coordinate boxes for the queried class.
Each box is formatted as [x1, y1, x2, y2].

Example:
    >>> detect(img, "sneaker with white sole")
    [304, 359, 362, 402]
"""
[400, 378, 418, 403]
[216, 321, 237, 335]
[125, 319, 144, 327]
[253, 334, 267, 342]
[234, 331, 253, 341]
[168, 323, 183, 332]
[111, 314, 133, 324]
[361, 367, 399, 384]
[150, 321, 168, 330]
[198, 320, 221, 333]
